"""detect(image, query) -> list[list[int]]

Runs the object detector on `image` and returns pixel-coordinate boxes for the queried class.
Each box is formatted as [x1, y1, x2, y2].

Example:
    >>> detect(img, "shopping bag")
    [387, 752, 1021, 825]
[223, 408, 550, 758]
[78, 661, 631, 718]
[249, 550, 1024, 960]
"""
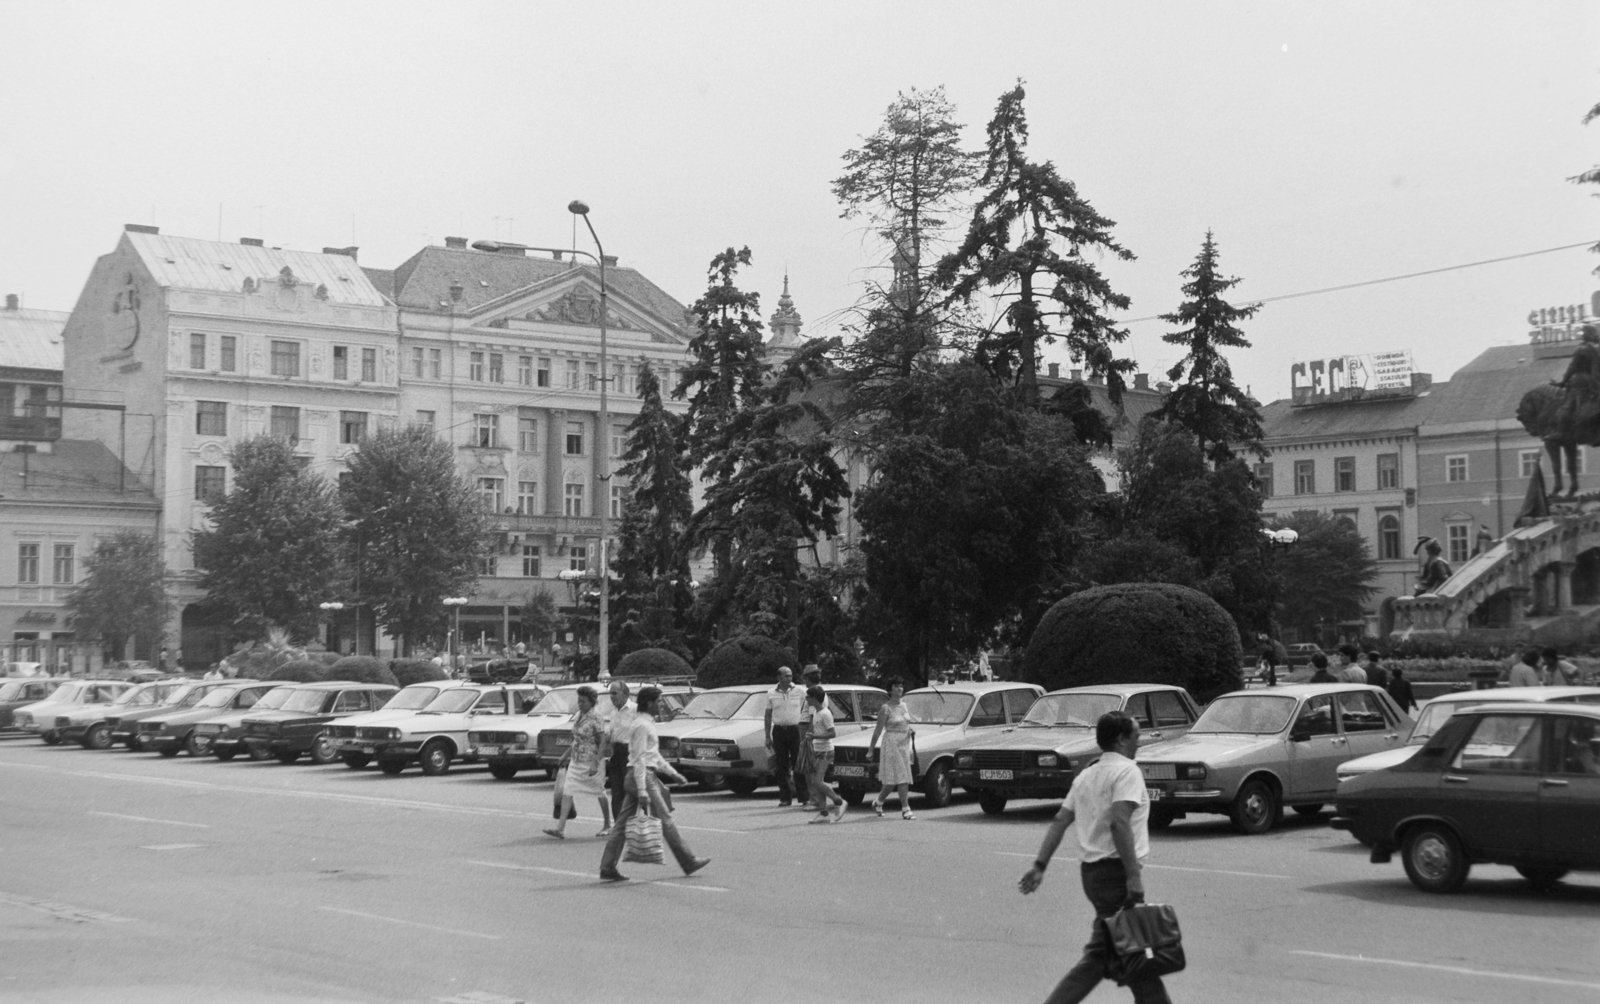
[623, 802, 666, 865]
[550, 766, 575, 820]
[1102, 903, 1185, 985]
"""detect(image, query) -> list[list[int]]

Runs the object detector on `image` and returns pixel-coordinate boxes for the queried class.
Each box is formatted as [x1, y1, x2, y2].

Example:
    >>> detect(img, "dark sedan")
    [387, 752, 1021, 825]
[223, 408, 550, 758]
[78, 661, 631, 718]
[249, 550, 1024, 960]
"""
[240, 682, 397, 764]
[1333, 702, 1600, 893]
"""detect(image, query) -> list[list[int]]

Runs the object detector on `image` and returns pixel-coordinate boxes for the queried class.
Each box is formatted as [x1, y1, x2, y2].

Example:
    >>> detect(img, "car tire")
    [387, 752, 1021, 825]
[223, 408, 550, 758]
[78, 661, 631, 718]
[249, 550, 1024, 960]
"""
[697, 773, 727, 792]
[841, 788, 866, 806]
[419, 740, 452, 776]
[488, 763, 519, 780]
[1515, 865, 1569, 891]
[247, 745, 272, 761]
[214, 747, 238, 761]
[921, 762, 953, 808]
[274, 750, 301, 765]
[308, 736, 338, 766]
[725, 776, 759, 797]
[1149, 806, 1178, 830]
[82, 723, 113, 750]
[341, 752, 372, 769]
[41, 730, 60, 745]
[184, 732, 207, 757]
[158, 742, 181, 758]
[977, 791, 1008, 816]
[1402, 824, 1470, 893]
[1291, 804, 1324, 818]
[378, 757, 407, 775]
[1229, 778, 1280, 835]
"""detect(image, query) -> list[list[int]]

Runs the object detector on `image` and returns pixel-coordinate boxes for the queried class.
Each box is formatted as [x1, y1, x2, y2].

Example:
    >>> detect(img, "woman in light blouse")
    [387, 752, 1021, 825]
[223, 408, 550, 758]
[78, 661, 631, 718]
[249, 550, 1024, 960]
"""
[868, 680, 916, 819]
[545, 686, 613, 839]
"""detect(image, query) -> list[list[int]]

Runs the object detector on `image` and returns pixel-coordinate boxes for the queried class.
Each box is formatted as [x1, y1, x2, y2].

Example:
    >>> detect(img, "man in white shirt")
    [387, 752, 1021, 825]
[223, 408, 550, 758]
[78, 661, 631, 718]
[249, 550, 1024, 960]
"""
[804, 686, 846, 824]
[599, 686, 710, 882]
[603, 680, 636, 819]
[763, 666, 806, 807]
[1018, 711, 1171, 1004]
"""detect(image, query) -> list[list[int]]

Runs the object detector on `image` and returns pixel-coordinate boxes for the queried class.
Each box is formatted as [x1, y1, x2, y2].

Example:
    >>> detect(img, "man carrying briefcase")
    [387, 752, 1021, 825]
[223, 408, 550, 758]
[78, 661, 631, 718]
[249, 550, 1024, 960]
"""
[1018, 710, 1174, 1004]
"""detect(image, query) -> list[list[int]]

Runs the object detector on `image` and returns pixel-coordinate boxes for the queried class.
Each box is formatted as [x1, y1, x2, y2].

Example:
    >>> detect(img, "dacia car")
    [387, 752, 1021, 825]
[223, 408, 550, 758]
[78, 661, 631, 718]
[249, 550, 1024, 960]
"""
[137, 681, 276, 756]
[323, 679, 482, 768]
[534, 683, 698, 775]
[191, 684, 297, 759]
[12, 680, 133, 744]
[239, 682, 397, 764]
[654, 687, 771, 789]
[473, 681, 694, 781]
[0, 677, 69, 732]
[80, 679, 217, 750]
[352, 683, 545, 775]
[682, 684, 888, 797]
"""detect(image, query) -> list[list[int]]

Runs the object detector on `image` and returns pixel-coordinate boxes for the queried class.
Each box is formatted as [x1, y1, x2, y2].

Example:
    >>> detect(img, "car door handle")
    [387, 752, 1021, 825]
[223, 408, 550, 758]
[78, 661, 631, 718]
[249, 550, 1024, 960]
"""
[1331, 737, 1347, 745]
[1146, 732, 1162, 740]
[1444, 774, 1470, 783]
[1541, 778, 1570, 788]
[1383, 734, 1399, 740]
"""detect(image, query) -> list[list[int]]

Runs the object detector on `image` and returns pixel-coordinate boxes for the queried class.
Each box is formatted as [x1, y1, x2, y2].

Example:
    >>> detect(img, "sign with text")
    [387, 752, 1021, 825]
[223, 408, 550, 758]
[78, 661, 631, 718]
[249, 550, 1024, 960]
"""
[1526, 293, 1597, 347]
[1291, 351, 1415, 404]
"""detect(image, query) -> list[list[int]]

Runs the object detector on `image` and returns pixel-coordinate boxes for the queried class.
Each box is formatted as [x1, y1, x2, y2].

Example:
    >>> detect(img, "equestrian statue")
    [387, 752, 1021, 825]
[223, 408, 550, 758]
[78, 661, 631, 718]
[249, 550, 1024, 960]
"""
[1517, 322, 1600, 497]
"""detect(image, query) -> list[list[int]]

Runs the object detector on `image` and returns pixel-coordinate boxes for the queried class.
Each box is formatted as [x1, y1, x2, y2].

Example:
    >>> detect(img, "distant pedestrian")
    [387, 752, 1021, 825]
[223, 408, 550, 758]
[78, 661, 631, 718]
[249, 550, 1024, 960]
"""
[603, 680, 635, 820]
[1361, 652, 1388, 692]
[1256, 634, 1278, 688]
[599, 686, 710, 882]
[1387, 667, 1417, 714]
[1018, 710, 1171, 1004]
[1509, 650, 1544, 689]
[763, 666, 805, 807]
[796, 665, 823, 809]
[804, 686, 846, 824]
[545, 686, 613, 840]
[1336, 644, 1366, 684]
[1308, 653, 1336, 684]
[1542, 646, 1581, 687]
[868, 679, 916, 819]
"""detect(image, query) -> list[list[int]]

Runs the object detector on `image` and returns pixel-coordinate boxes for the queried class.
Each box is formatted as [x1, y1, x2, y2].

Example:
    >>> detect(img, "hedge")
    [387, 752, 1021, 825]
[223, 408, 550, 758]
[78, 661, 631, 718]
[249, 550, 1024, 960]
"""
[263, 659, 327, 683]
[326, 656, 399, 687]
[1023, 583, 1243, 703]
[614, 647, 694, 680]
[696, 635, 798, 690]
[390, 659, 448, 687]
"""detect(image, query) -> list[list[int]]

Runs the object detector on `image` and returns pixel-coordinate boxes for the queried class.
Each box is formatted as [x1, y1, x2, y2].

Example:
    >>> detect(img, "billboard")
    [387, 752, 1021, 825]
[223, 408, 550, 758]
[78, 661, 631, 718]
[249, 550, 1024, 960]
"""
[1291, 350, 1415, 405]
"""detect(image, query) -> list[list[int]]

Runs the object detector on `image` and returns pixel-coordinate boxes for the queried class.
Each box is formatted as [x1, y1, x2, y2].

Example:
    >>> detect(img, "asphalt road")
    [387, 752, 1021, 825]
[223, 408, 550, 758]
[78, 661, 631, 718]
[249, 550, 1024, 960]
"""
[1, 736, 1597, 1004]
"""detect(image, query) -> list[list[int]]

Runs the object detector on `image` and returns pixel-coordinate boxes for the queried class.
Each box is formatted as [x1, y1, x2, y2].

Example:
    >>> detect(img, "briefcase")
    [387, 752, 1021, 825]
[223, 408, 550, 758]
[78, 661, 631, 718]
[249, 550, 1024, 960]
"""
[1102, 903, 1185, 985]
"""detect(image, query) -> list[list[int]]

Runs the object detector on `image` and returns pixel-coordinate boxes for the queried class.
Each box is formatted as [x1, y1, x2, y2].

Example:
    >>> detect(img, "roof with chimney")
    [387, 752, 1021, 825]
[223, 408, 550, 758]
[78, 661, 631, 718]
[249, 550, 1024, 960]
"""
[1416, 344, 1565, 430]
[1258, 392, 1438, 442]
[120, 230, 387, 307]
[0, 302, 68, 375]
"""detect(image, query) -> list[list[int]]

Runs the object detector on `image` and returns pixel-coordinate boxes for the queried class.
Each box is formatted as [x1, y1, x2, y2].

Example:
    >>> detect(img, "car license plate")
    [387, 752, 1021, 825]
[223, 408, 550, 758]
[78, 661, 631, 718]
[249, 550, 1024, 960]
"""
[360, 747, 375, 755]
[1147, 787, 1163, 801]
[979, 769, 1014, 780]
[834, 765, 866, 777]
[694, 747, 719, 759]
[478, 745, 501, 756]
[556, 737, 572, 746]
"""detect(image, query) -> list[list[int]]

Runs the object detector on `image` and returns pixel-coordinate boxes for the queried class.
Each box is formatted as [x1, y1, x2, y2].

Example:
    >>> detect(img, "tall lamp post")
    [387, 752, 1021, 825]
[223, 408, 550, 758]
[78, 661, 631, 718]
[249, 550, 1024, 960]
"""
[319, 602, 345, 654]
[474, 200, 612, 679]
[443, 597, 469, 677]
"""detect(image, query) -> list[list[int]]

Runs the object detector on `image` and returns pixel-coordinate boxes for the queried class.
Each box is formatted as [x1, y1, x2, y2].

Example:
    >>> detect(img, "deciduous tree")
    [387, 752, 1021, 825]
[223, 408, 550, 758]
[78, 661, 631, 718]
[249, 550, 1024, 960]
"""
[1269, 511, 1379, 639]
[63, 530, 170, 660]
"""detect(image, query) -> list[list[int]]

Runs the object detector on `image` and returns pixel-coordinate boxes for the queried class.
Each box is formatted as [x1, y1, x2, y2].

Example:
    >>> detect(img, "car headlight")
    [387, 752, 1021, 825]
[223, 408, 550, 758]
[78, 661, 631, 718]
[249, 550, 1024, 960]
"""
[1176, 763, 1208, 781]
[1037, 754, 1058, 767]
[385, 728, 401, 740]
[956, 755, 974, 768]
[514, 733, 529, 743]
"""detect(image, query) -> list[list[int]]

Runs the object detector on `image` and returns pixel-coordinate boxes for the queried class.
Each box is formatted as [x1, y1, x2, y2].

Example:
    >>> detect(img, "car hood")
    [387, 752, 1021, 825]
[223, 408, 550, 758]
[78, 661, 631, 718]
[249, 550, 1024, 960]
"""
[673, 720, 764, 742]
[241, 710, 325, 724]
[107, 704, 176, 723]
[395, 712, 492, 733]
[15, 700, 75, 718]
[1137, 732, 1276, 764]
[835, 724, 968, 750]
[655, 718, 733, 740]
[143, 705, 230, 728]
[955, 725, 1099, 755]
[337, 709, 424, 728]
[1338, 745, 1421, 775]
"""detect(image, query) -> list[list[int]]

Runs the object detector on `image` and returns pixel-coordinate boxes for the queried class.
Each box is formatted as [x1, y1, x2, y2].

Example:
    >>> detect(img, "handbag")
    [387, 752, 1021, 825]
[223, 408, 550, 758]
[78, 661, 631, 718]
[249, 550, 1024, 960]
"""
[623, 799, 666, 865]
[1102, 902, 1186, 985]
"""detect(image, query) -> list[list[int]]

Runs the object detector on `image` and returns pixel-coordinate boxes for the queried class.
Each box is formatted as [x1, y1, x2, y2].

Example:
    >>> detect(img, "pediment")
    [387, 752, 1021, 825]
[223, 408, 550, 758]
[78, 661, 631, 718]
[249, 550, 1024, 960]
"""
[472, 275, 685, 345]
[1443, 510, 1475, 522]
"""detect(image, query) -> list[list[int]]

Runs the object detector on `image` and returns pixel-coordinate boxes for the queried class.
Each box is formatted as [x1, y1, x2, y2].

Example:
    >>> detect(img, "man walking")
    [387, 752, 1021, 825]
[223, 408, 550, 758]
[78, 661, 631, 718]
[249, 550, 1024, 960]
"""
[1509, 650, 1544, 689]
[599, 687, 710, 882]
[763, 666, 805, 807]
[1018, 711, 1171, 1004]
[1387, 667, 1417, 715]
[796, 665, 823, 809]
[603, 680, 636, 820]
[1308, 654, 1336, 684]
[1361, 652, 1388, 692]
[1336, 645, 1366, 684]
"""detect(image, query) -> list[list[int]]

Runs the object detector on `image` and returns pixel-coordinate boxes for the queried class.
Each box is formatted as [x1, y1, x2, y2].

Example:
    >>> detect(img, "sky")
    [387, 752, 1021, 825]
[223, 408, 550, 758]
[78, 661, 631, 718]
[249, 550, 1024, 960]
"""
[1, 1, 1596, 404]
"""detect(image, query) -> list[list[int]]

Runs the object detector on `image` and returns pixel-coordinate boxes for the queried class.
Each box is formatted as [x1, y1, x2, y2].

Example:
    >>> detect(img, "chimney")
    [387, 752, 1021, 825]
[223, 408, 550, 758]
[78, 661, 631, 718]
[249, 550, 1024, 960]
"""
[1157, 381, 1172, 393]
[1411, 372, 1433, 392]
[601, 254, 618, 267]
[4, 294, 17, 311]
[1070, 368, 1082, 381]
[551, 250, 564, 261]
[1047, 362, 1060, 378]
[239, 237, 264, 247]
[449, 283, 465, 302]
[444, 236, 468, 249]
[123, 224, 159, 235]
[1134, 373, 1150, 391]
[322, 246, 359, 261]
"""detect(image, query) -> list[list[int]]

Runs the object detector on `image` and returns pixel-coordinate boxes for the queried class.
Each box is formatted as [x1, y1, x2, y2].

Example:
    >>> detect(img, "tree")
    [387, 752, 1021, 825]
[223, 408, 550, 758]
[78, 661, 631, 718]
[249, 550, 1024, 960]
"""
[1152, 232, 1264, 464]
[519, 591, 559, 655]
[63, 530, 169, 661]
[1269, 511, 1379, 640]
[340, 424, 488, 654]
[695, 634, 797, 689]
[935, 82, 1135, 406]
[676, 247, 769, 466]
[613, 361, 695, 647]
[193, 435, 346, 643]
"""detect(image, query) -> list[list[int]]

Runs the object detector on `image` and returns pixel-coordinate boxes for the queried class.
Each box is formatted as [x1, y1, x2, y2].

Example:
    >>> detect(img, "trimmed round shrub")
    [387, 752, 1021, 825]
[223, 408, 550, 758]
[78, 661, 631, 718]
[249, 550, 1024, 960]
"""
[614, 647, 694, 680]
[1022, 583, 1243, 703]
[327, 655, 398, 687]
[696, 635, 798, 690]
[312, 651, 342, 667]
[390, 659, 448, 687]
[264, 659, 327, 683]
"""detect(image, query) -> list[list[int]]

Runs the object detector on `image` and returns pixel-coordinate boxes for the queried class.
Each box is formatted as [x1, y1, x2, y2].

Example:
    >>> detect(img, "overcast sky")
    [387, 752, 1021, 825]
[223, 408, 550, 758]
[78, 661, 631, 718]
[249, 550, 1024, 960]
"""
[2, 2, 1596, 403]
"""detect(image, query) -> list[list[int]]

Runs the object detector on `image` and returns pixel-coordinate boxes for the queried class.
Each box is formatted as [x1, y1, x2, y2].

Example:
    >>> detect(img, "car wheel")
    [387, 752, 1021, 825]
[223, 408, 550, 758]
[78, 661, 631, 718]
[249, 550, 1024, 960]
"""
[725, 776, 759, 797]
[341, 752, 372, 770]
[697, 773, 727, 792]
[124, 738, 141, 751]
[1149, 806, 1178, 830]
[247, 745, 272, 761]
[41, 730, 60, 745]
[1402, 824, 1470, 893]
[82, 723, 113, 750]
[977, 791, 1008, 816]
[921, 762, 953, 808]
[378, 757, 407, 775]
[488, 763, 519, 780]
[1229, 778, 1280, 835]
[1515, 865, 1569, 891]
[841, 788, 866, 806]
[1292, 804, 1324, 818]
[184, 732, 207, 757]
[419, 740, 452, 776]
[274, 750, 301, 765]
[214, 747, 238, 761]
[543, 767, 556, 782]
[308, 736, 338, 766]
[158, 742, 181, 758]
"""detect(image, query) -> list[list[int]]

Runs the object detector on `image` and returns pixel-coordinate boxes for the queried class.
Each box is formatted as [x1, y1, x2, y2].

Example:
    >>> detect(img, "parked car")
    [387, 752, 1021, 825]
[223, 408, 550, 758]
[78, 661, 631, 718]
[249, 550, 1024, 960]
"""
[1336, 685, 1600, 783]
[346, 683, 545, 775]
[471, 681, 695, 781]
[535, 684, 699, 774]
[1137, 683, 1409, 833]
[0, 677, 69, 731]
[950, 684, 1202, 815]
[653, 687, 771, 788]
[136, 681, 276, 756]
[323, 679, 484, 768]
[685, 684, 889, 797]
[12, 680, 133, 744]
[1333, 702, 1600, 893]
[191, 684, 298, 760]
[239, 682, 397, 764]
[69, 678, 195, 749]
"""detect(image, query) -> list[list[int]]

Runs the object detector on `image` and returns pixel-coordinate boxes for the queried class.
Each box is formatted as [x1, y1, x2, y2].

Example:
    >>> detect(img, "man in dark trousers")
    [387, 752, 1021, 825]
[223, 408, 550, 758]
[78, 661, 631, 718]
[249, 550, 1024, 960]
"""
[1362, 652, 1389, 692]
[1018, 711, 1172, 1004]
[602, 680, 635, 820]
[763, 666, 805, 806]
[1387, 667, 1417, 715]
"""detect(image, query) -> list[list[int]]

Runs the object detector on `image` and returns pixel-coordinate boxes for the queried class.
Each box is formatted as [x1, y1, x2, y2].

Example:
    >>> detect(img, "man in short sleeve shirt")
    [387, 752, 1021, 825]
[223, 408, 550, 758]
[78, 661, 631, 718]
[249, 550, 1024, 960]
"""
[763, 667, 805, 806]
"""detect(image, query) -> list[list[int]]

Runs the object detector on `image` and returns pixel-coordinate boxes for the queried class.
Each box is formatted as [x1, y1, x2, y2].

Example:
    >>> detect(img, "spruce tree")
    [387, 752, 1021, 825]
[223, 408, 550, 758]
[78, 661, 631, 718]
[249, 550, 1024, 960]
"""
[613, 361, 695, 646]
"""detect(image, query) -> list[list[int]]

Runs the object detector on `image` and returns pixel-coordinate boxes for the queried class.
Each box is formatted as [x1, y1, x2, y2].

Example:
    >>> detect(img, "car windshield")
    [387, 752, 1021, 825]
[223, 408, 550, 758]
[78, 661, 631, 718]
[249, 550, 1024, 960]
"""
[677, 692, 751, 720]
[382, 686, 444, 711]
[1022, 694, 1121, 728]
[532, 691, 582, 715]
[112, 684, 156, 707]
[252, 687, 294, 711]
[47, 683, 83, 702]
[1409, 701, 1484, 743]
[197, 687, 246, 709]
[0, 681, 21, 701]
[903, 692, 976, 725]
[280, 689, 330, 713]
[174, 686, 214, 708]
[1192, 695, 1297, 734]
[422, 690, 481, 714]
[731, 694, 770, 720]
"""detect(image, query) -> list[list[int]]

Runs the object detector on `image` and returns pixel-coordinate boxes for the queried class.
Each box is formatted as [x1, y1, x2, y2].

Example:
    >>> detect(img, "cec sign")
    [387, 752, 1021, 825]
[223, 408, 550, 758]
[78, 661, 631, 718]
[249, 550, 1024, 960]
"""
[1291, 350, 1414, 404]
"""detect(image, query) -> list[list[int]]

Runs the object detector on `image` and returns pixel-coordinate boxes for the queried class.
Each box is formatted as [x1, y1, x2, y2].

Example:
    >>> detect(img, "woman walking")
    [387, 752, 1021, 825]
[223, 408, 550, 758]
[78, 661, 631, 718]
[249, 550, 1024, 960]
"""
[868, 680, 916, 820]
[545, 686, 613, 839]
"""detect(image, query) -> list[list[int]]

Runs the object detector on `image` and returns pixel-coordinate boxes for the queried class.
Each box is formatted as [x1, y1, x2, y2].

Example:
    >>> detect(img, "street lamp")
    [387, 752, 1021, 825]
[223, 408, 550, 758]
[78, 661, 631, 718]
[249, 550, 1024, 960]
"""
[443, 597, 469, 677]
[319, 602, 345, 655]
[1261, 527, 1299, 551]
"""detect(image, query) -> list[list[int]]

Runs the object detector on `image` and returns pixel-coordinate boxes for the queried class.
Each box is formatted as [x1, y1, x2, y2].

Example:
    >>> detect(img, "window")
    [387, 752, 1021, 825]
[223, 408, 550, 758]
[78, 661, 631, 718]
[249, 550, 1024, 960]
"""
[333, 345, 348, 380]
[518, 356, 533, 386]
[522, 547, 542, 577]
[480, 553, 498, 576]
[415, 410, 435, 428]
[1332, 509, 1357, 527]
[1003, 689, 1036, 723]
[339, 411, 367, 444]
[613, 363, 626, 395]
[1294, 460, 1315, 495]
[1122, 693, 1153, 727]
[52, 544, 74, 585]
[219, 335, 236, 372]
[1378, 512, 1402, 560]
[1447, 523, 1470, 564]
[611, 484, 624, 519]
[585, 361, 598, 391]
[565, 421, 584, 455]
[1446, 454, 1468, 483]
[361, 348, 376, 382]
[270, 341, 300, 378]
[1377, 453, 1399, 490]
[611, 423, 628, 458]
[428, 349, 442, 379]
[17, 544, 38, 584]
[1334, 456, 1355, 492]
[1451, 715, 1542, 772]
[566, 359, 580, 389]
[477, 477, 505, 512]
[517, 481, 539, 515]
[1551, 715, 1600, 776]
[333, 690, 371, 713]
[1148, 691, 1194, 728]
[518, 411, 539, 452]
[474, 413, 500, 449]
[1520, 449, 1542, 478]
[1293, 695, 1337, 737]
[568, 540, 588, 572]
[195, 465, 226, 503]
[189, 332, 206, 369]
[488, 353, 503, 384]
[537, 358, 551, 388]
[412, 346, 424, 378]
[1336, 691, 1389, 733]
[469, 352, 485, 382]
[195, 401, 226, 436]
[1254, 463, 1274, 497]
[270, 406, 299, 443]
[971, 692, 1006, 728]
[564, 483, 584, 517]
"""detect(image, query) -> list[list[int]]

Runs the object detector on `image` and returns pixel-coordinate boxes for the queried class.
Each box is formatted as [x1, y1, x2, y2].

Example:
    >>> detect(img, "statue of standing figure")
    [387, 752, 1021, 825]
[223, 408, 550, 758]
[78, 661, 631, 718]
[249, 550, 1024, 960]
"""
[1517, 323, 1600, 496]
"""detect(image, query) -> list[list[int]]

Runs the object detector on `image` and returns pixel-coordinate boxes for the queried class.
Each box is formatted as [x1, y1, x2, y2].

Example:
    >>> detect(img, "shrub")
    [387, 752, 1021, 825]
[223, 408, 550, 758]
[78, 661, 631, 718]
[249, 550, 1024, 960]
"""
[614, 647, 694, 680]
[312, 651, 342, 667]
[1023, 583, 1243, 703]
[390, 659, 447, 687]
[327, 656, 398, 687]
[696, 635, 798, 689]
[264, 659, 326, 683]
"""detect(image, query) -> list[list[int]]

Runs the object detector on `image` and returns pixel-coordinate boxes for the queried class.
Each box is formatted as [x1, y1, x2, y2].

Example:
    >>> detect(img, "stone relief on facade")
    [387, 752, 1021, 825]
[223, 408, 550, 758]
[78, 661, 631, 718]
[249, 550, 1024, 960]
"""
[199, 442, 226, 464]
[524, 287, 633, 330]
[473, 450, 508, 472]
[310, 346, 324, 375]
[249, 346, 265, 372]
[382, 347, 396, 384]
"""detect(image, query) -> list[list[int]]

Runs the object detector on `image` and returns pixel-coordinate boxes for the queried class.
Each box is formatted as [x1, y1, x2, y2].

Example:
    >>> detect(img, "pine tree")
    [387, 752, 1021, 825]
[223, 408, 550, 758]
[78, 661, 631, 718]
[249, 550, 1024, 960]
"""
[676, 247, 769, 467]
[1152, 231, 1264, 464]
[613, 361, 695, 647]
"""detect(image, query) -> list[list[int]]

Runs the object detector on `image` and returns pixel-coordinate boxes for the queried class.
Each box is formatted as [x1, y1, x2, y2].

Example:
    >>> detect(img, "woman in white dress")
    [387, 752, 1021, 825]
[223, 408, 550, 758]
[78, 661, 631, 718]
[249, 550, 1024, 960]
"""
[867, 680, 916, 819]
[544, 687, 613, 838]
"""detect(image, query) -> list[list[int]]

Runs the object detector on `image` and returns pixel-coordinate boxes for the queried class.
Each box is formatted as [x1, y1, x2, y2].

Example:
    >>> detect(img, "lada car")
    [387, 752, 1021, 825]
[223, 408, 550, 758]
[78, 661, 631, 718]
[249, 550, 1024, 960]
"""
[12, 680, 133, 744]
[192, 684, 297, 759]
[323, 679, 484, 768]
[137, 681, 276, 756]
[1138, 683, 1408, 834]
[473, 681, 693, 781]
[534, 683, 699, 775]
[1333, 702, 1600, 893]
[0, 677, 68, 732]
[1336, 685, 1600, 784]
[951, 684, 1201, 815]
[351, 683, 545, 776]
[77, 679, 216, 750]
[830, 681, 1040, 807]
[240, 681, 397, 765]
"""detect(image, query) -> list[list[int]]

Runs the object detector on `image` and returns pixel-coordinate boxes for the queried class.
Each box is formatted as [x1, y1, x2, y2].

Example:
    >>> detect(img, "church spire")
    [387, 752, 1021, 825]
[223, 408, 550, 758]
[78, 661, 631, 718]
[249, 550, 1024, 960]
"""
[769, 272, 803, 347]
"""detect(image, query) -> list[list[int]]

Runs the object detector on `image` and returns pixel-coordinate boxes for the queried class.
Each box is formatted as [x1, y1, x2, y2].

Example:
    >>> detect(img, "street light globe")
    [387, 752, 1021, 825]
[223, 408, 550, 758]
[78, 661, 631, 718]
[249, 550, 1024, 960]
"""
[1273, 528, 1300, 546]
[567, 200, 590, 216]
[320, 601, 345, 611]
[442, 596, 469, 607]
